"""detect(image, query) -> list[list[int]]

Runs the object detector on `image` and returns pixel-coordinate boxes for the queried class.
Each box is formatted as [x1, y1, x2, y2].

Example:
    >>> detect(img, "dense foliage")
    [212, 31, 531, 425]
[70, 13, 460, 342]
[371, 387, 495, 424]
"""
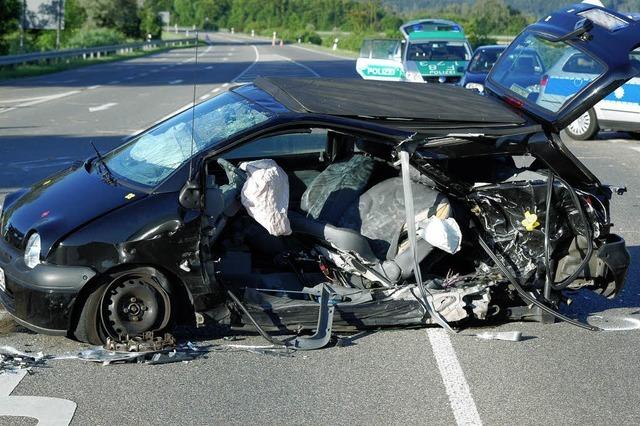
[4, 0, 629, 55]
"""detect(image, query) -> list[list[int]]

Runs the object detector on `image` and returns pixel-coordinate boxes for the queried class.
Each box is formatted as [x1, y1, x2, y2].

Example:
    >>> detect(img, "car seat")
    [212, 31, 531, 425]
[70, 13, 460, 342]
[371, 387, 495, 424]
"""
[289, 151, 451, 285]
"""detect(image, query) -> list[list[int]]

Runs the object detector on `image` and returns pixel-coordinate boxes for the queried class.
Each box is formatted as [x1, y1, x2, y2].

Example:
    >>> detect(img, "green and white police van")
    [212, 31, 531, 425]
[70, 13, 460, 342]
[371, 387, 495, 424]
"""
[356, 19, 473, 84]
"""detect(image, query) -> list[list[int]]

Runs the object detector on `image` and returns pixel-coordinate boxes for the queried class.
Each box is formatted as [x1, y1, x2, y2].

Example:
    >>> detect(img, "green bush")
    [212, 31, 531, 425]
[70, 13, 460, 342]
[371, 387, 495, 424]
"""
[300, 31, 322, 45]
[64, 28, 126, 49]
[34, 31, 57, 51]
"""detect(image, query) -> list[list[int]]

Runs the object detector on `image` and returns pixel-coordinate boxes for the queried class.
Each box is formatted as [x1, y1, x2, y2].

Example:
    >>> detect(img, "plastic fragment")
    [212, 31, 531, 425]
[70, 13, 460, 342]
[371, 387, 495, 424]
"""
[474, 331, 523, 342]
[521, 211, 540, 231]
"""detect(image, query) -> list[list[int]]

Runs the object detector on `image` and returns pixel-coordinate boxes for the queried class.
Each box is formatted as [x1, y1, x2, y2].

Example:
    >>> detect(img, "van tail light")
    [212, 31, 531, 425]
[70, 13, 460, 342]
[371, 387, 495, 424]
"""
[540, 74, 549, 87]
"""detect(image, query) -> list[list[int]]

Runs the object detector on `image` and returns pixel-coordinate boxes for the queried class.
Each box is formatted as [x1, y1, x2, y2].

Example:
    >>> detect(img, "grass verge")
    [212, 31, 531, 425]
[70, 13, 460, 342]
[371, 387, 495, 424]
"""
[0, 41, 203, 82]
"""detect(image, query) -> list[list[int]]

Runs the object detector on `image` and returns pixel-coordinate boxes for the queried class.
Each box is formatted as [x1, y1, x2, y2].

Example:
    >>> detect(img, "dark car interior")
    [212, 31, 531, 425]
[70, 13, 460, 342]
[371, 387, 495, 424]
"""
[201, 128, 462, 306]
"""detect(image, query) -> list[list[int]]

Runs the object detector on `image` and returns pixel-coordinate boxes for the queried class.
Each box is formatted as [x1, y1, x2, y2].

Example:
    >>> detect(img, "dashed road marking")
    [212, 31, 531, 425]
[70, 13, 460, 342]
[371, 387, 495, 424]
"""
[169, 79, 184, 84]
[87, 85, 101, 90]
[199, 94, 211, 100]
[205, 66, 214, 70]
[428, 329, 482, 426]
[89, 102, 118, 112]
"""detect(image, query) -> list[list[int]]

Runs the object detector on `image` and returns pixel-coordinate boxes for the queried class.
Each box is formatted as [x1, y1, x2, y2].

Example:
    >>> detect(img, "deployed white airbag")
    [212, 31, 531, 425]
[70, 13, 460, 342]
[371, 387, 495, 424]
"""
[239, 159, 292, 236]
[417, 216, 462, 254]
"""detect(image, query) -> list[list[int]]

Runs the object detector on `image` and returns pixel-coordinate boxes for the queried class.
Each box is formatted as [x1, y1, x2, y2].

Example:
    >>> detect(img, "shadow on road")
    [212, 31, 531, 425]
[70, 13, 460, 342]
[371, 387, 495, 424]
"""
[565, 245, 640, 318]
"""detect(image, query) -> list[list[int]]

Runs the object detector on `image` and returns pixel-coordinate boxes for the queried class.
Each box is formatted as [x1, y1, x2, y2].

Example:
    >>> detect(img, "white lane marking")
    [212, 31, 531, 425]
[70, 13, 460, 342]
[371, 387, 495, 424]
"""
[199, 94, 211, 100]
[89, 102, 118, 112]
[274, 54, 320, 77]
[87, 85, 101, 90]
[212, 87, 221, 93]
[231, 45, 260, 83]
[427, 329, 482, 426]
[169, 79, 183, 84]
[0, 90, 81, 115]
[205, 66, 214, 70]
[222, 57, 229, 61]
[222, 83, 229, 87]
[0, 369, 77, 425]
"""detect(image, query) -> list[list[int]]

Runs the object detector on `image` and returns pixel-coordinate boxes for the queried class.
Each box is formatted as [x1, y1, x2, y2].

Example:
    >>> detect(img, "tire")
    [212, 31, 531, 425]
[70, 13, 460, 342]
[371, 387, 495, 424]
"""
[72, 267, 172, 345]
[564, 109, 598, 140]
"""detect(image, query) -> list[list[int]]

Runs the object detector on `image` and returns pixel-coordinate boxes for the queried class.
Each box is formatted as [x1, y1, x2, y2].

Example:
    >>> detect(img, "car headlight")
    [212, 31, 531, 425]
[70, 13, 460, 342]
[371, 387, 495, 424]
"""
[405, 71, 424, 83]
[24, 233, 41, 269]
[465, 82, 484, 93]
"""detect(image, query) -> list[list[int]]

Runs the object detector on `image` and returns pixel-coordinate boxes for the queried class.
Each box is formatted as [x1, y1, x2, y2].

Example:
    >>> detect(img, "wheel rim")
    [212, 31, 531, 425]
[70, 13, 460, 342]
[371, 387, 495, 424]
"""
[100, 274, 171, 339]
[567, 111, 591, 136]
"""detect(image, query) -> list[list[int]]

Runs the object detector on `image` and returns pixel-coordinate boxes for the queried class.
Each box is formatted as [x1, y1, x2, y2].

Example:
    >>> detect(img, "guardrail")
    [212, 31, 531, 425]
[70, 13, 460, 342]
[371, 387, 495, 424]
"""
[0, 38, 198, 67]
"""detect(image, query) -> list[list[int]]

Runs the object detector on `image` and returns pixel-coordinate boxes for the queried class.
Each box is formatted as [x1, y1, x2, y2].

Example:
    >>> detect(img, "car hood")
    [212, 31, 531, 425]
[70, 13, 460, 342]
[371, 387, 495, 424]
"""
[1, 162, 145, 256]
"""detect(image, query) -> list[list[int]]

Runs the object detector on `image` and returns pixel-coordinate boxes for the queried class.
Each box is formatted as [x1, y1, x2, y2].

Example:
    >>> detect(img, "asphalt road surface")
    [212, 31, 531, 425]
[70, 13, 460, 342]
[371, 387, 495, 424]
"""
[1, 33, 640, 425]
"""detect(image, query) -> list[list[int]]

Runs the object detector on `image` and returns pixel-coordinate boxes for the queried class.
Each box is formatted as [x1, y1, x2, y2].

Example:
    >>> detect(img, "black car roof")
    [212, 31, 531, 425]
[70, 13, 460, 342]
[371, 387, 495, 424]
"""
[251, 77, 526, 126]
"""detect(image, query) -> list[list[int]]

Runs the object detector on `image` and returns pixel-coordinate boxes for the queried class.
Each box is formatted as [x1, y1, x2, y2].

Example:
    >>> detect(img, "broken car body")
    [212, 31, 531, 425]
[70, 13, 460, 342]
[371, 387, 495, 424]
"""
[0, 4, 637, 346]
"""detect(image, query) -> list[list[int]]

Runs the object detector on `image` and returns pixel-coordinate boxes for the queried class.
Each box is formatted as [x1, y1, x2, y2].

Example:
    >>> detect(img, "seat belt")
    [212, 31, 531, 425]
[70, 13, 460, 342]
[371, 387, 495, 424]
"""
[398, 143, 455, 333]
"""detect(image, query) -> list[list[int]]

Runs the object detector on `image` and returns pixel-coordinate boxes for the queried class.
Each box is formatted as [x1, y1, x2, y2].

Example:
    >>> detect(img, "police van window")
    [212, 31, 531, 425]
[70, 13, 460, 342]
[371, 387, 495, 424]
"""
[221, 129, 328, 160]
[562, 54, 602, 74]
[406, 41, 469, 61]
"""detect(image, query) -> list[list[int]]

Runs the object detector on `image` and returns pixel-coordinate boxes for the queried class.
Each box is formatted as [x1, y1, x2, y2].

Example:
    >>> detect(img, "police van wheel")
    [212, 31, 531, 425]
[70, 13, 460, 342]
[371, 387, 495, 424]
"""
[565, 109, 598, 140]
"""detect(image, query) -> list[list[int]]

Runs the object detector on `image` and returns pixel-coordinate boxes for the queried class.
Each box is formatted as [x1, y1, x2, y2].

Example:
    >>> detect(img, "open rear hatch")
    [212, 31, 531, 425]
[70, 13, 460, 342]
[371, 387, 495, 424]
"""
[486, 3, 640, 132]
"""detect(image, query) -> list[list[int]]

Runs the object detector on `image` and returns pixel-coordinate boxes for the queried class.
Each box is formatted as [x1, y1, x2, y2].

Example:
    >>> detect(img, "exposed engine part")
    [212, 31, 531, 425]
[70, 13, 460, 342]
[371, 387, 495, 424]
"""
[431, 285, 491, 322]
[104, 332, 177, 353]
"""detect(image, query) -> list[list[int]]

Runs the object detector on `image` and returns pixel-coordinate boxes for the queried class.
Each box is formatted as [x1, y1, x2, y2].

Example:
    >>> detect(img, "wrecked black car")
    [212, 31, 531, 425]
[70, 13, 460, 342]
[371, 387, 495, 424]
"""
[0, 4, 637, 347]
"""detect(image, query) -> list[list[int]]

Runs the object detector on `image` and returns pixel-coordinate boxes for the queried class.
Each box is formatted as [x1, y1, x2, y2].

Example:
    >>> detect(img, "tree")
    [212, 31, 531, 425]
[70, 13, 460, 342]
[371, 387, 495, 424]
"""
[79, 0, 140, 37]
[140, 4, 163, 38]
[0, 0, 20, 54]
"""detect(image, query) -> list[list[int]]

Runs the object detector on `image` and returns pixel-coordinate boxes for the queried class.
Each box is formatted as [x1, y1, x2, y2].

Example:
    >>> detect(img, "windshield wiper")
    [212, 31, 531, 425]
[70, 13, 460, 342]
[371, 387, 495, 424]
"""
[90, 141, 117, 185]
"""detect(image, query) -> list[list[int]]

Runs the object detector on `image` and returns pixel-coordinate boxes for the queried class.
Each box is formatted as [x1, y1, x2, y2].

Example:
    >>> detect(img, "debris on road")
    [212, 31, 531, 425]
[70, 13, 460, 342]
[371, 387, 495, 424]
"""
[0, 345, 47, 374]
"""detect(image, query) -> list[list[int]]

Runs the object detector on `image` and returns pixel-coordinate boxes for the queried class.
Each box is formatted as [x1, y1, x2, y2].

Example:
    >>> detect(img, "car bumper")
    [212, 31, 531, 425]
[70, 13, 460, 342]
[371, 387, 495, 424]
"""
[0, 238, 96, 335]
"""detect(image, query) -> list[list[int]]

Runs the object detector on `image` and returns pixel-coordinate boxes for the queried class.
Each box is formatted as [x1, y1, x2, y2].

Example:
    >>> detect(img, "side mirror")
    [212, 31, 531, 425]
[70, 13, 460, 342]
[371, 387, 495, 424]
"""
[179, 180, 201, 210]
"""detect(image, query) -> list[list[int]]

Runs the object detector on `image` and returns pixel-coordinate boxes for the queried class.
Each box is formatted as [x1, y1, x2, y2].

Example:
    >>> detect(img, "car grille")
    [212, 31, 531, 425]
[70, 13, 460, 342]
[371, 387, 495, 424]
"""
[423, 76, 462, 84]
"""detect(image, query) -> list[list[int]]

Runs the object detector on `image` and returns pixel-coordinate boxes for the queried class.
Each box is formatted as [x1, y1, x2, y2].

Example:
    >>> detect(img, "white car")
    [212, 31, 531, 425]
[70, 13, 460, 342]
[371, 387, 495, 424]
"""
[538, 48, 640, 140]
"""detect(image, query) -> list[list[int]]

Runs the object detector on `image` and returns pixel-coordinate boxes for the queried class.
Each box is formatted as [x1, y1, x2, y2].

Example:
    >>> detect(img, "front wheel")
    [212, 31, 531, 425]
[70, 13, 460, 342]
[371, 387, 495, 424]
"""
[565, 109, 598, 140]
[73, 267, 172, 345]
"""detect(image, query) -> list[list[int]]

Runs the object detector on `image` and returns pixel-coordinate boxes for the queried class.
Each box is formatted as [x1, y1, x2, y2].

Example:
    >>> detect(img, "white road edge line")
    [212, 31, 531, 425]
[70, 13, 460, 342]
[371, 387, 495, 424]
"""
[231, 45, 260, 83]
[274, 54, 320, 77]
[427, 329, 482, 426]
